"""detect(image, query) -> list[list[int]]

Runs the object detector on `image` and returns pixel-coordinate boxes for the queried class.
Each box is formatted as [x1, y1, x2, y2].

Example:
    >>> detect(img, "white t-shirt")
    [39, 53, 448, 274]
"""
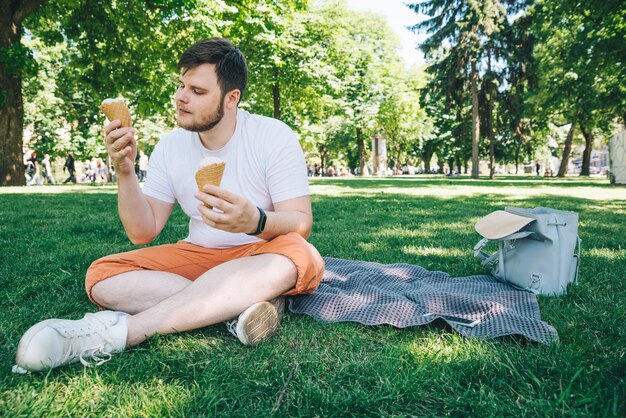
[142, 110, 309, 249]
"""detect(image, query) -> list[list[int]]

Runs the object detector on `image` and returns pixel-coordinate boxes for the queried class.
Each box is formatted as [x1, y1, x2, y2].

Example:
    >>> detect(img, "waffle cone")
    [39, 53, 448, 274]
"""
[195, 162, 226, 208]
[100, 100, 132, 127]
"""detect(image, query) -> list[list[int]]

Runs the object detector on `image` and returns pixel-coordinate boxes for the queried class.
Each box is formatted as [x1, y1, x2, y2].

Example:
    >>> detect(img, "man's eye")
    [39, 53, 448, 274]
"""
[193, 90, 204, 95]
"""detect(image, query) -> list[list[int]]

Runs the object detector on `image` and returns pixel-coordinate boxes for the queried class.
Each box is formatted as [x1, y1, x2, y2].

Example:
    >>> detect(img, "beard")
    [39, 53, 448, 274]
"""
[178, 98, 225, 132]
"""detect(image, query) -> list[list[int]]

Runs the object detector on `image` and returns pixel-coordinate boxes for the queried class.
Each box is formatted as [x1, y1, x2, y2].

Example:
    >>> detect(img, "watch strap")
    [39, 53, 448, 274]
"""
[246, 206, 267, 236]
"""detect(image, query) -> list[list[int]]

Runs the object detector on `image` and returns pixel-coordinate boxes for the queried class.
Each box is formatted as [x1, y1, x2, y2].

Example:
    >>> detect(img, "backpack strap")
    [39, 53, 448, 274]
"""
[573, 236, 582, 283]
[473, 231, 536, 286]
[474, 231, 534, 260]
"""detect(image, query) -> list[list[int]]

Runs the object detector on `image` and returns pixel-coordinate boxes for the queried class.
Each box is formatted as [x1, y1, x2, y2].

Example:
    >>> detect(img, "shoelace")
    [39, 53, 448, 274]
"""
[59, 315, 116, 368]
[225, 319, 239, 338]
[79, 342, 114, 367]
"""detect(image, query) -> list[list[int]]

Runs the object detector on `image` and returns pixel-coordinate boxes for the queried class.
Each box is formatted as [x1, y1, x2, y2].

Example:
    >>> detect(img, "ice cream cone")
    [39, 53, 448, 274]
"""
[100, 99, 132, 127]
[195, 162, 226, 208]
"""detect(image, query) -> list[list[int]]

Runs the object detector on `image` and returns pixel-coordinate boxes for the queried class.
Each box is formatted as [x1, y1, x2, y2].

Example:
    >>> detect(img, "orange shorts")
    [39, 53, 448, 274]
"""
[85, 232, 325, 305]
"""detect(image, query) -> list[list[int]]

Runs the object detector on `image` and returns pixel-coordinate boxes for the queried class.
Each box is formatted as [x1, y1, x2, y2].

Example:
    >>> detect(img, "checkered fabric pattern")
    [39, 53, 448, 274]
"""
[288, 257, 559, 345]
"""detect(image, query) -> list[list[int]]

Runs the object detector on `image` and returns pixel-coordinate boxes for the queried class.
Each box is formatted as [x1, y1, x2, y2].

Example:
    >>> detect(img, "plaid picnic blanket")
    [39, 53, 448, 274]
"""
[288, 257, 559, 345]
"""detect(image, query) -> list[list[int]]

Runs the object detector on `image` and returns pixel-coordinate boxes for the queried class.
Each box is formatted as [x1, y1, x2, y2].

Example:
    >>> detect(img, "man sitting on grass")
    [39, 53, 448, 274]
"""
[14, 38, 325, 373]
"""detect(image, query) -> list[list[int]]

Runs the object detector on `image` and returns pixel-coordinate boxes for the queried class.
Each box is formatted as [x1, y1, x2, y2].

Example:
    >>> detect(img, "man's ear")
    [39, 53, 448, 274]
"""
[225, 89, 241, 109]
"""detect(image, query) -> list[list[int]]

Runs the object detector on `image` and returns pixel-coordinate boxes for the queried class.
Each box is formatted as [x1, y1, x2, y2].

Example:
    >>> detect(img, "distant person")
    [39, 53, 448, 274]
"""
[41, 154, 56, 185]
[96, 158, 109, 182]
[26, 152, 40, 186]
[89, 158, 98, 182]
[138, 150, 149, 182]
[63, 152, 77, 184]
[24, 153, 36, 184]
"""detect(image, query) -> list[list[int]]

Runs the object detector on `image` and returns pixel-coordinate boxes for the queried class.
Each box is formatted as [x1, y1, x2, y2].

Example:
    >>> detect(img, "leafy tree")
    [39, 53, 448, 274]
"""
[529, 0, 625, 177]
[497, 11, 538, 173]
[324, 5, 400, 175]
[2, 0, 228, 185]
[5, 0, 419, 185]
[22, 36, 69, 158]
[377, 66, 431, 169]
[409, 0, 511, 178]
[225, 0, 319, 124]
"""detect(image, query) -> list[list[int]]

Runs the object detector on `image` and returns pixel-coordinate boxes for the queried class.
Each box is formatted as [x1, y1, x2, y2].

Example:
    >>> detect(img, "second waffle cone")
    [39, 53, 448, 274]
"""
[195, 162, 226, 208]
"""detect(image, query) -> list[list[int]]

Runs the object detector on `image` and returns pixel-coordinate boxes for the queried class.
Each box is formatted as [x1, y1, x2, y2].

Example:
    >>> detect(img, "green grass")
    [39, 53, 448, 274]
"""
[1, 176, 624, 416]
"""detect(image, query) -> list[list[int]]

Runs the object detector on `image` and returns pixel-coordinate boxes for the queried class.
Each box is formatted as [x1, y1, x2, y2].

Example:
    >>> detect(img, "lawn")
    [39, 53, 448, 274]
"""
[0, 176, 624, 416]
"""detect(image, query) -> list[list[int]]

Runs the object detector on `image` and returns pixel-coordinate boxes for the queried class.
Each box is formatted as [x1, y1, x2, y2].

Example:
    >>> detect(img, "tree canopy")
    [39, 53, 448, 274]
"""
[0, 0, 623, 185]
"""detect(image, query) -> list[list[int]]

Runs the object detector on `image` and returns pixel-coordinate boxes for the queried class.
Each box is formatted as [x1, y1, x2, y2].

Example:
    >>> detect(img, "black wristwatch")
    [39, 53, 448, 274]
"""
[246, 207, 267, 236]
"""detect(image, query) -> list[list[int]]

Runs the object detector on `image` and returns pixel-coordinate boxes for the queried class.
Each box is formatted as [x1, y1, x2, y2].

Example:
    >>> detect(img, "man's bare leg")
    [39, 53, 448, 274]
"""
[94, 253, 297, 346]
[91, 271, 193, 314]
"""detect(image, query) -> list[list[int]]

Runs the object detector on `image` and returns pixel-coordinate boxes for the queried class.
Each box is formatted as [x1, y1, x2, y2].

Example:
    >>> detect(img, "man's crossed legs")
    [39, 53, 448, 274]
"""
[14, 233, 324, 373]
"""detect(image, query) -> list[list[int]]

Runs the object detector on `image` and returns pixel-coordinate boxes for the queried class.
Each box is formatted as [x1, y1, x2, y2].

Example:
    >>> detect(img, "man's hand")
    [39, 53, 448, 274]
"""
[195, 185, 259, 234]
[104, 120, 137, 176]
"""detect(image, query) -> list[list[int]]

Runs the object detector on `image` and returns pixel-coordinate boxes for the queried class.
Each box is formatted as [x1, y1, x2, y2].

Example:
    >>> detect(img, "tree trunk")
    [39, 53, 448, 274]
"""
[470, 59, 480, 179]
[421, 152, 431, 173]
[0, 64, 24, 186]
[272, 81, 280, 120]
[579, 123, 593, 176]
[557, 120, 577, 177]
[356, 127, 367, 176]
[489, 137, 495, 178]
[486, 86, 495, 178]
[485, 53, 495, 180]
[0, 0, 45, 186]
[1, 5, 24, 186]
[485, 90, 495, 179]
[318, 146, 328, 174]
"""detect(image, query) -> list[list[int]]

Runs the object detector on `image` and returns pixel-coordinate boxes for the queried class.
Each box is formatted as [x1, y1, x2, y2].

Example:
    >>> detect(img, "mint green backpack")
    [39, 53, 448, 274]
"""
[474, 207, 581, 296]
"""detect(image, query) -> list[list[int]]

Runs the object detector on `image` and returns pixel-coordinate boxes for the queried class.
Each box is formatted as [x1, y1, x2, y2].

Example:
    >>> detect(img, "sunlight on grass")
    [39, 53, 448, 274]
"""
[357, 242, 377, 252]
[6, 178, 624, 201]
[5, 374, 194, 416]
[405, 334, 495, 364]
[586, 248, 626, 260]
[0, 184, 118, 195]
[154, 334, 227, 366]
[403, 246, 466, 257]
[309, 176, 626, 200]
[420, 222, 473, 232]
[311, 183, 625, 200]
[376, 227, 432, 239]
[108, 378, 194, 416]
[583, 203, 626, 216]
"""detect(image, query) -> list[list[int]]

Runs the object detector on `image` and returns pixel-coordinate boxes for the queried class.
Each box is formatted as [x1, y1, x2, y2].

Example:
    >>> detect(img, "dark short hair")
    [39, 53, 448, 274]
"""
[178, 38, 248, 103]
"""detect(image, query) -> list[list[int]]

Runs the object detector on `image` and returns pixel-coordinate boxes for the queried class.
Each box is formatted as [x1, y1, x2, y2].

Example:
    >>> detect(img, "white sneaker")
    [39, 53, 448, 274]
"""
[14, 311, 129, 373]
[226, 297, 285, 346]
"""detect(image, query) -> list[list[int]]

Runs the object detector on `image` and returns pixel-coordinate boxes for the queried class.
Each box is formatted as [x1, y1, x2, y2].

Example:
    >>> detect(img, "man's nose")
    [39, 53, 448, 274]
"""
[175, 88, 188, 103]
